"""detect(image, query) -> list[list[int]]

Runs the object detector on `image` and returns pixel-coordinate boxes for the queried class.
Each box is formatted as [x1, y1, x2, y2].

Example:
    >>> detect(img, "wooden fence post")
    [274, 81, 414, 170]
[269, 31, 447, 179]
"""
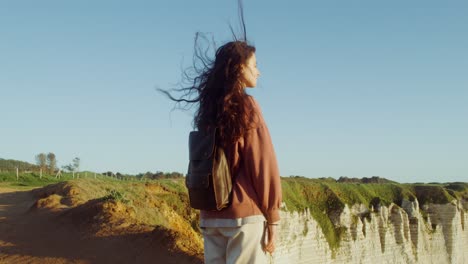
[16, 167, 19, 181]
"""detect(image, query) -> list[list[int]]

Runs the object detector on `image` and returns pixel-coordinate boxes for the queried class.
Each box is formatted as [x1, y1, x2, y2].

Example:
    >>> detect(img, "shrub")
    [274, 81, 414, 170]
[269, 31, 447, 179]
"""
[102, 189, 130, 204]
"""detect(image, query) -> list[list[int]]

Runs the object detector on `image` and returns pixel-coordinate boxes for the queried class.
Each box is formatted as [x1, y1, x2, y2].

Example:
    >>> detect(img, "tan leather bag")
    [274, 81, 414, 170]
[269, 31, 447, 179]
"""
[186, 128, 232, 211]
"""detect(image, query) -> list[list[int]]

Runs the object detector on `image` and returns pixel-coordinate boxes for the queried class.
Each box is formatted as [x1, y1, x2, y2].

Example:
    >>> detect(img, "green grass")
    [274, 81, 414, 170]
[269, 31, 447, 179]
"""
[1, 172, 64, 189]
[0, 171, 133, 188]
[102, 189, 131, 204]
[2, 172, 466, 255]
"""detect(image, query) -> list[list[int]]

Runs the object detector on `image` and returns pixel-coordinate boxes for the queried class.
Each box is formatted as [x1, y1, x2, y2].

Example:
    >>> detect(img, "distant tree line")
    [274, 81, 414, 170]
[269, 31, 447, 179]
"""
[0, 158, 38, 172]
[2, 156, 185, 181]
[136, 171, 184, 180]
[286, 175, 396, 184]
[97, 171, 183, 181]
[337, 176, 395, 184]
[102, 171, 128, 179]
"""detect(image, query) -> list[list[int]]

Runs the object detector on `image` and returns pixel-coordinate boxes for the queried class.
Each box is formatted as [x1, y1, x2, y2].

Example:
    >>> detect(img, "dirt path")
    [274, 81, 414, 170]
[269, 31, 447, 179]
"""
[0, 187, 201, 264]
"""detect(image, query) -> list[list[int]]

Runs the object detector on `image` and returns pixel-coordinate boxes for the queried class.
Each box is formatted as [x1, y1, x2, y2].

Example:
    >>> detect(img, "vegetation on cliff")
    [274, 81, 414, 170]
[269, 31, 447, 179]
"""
[281, 176, 467, 252]
[1, 168, 466, 256]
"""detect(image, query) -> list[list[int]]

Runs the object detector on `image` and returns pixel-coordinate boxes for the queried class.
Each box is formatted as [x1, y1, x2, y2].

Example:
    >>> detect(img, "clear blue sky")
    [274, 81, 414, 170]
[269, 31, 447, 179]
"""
[1, 1, 467, 183]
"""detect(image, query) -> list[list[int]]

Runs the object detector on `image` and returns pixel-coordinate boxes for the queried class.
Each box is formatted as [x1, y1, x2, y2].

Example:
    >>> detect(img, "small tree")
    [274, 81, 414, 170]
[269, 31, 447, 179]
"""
[47, 152, 57, 174]
[35, 153, 47, 173]
[62, 164, 74, 172]
[72, 157, 80, 172]
[72, 157, 80, 178]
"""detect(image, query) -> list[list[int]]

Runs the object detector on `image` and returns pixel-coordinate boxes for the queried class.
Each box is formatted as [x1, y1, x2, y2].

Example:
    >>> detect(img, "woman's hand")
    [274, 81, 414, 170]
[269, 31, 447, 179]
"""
[263, 223, 278, 254]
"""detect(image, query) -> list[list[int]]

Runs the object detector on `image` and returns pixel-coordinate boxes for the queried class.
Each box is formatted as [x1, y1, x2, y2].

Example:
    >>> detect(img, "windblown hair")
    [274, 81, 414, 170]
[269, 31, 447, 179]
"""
[159, 0, 257, 148]
[160, 37, 257, 148]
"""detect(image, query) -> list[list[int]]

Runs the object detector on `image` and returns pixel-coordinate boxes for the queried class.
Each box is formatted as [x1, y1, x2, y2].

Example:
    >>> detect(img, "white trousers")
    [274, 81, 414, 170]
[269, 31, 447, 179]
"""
[202, 221, 268, 264]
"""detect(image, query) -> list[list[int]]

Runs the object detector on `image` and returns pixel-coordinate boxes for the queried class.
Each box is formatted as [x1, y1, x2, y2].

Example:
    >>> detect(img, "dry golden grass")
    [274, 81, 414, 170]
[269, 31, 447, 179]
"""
[29, 177, 204, 261]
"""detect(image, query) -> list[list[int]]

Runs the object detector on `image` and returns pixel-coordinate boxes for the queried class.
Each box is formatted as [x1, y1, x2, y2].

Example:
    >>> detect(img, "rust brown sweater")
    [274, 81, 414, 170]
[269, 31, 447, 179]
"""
[201, 96, 282, 223]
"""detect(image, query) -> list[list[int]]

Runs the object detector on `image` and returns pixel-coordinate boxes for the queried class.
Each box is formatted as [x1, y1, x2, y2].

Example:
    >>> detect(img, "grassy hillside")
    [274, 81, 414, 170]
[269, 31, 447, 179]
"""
[2, 172, 466, 255]
[0, 171, 197, 231]
[60, 177, 197, 231]
[28, 176, 203, 261]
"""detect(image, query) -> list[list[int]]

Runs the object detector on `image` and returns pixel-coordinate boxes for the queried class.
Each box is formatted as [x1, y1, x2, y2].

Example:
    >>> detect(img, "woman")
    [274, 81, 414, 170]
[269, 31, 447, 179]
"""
[160, 5, 282, 261]
[199, 41, 282, 264]
[163, 39, 282, 264]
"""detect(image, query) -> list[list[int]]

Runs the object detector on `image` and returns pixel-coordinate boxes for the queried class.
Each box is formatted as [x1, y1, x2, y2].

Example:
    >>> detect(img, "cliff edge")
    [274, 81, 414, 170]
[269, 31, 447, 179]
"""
[276, 177, 467, 264]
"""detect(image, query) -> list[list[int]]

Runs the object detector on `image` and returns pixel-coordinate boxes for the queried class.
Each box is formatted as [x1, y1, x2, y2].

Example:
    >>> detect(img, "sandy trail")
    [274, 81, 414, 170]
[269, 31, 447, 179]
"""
[0, 186, 200, 264]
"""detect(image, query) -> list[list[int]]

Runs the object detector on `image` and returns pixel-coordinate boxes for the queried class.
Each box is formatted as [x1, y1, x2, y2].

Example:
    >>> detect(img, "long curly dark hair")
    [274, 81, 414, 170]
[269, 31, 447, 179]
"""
[159, 1, 258, 148]
[160, 37, 257, 148]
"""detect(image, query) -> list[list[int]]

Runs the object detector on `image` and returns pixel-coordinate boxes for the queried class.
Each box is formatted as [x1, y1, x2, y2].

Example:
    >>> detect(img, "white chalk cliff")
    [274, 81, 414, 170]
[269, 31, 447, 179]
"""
[273, 199, 467, 264]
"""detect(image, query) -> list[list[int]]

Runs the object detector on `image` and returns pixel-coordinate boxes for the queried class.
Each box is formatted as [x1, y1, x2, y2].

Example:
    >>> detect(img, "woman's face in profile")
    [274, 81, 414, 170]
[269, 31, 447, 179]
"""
[240, 53, 260, 88]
